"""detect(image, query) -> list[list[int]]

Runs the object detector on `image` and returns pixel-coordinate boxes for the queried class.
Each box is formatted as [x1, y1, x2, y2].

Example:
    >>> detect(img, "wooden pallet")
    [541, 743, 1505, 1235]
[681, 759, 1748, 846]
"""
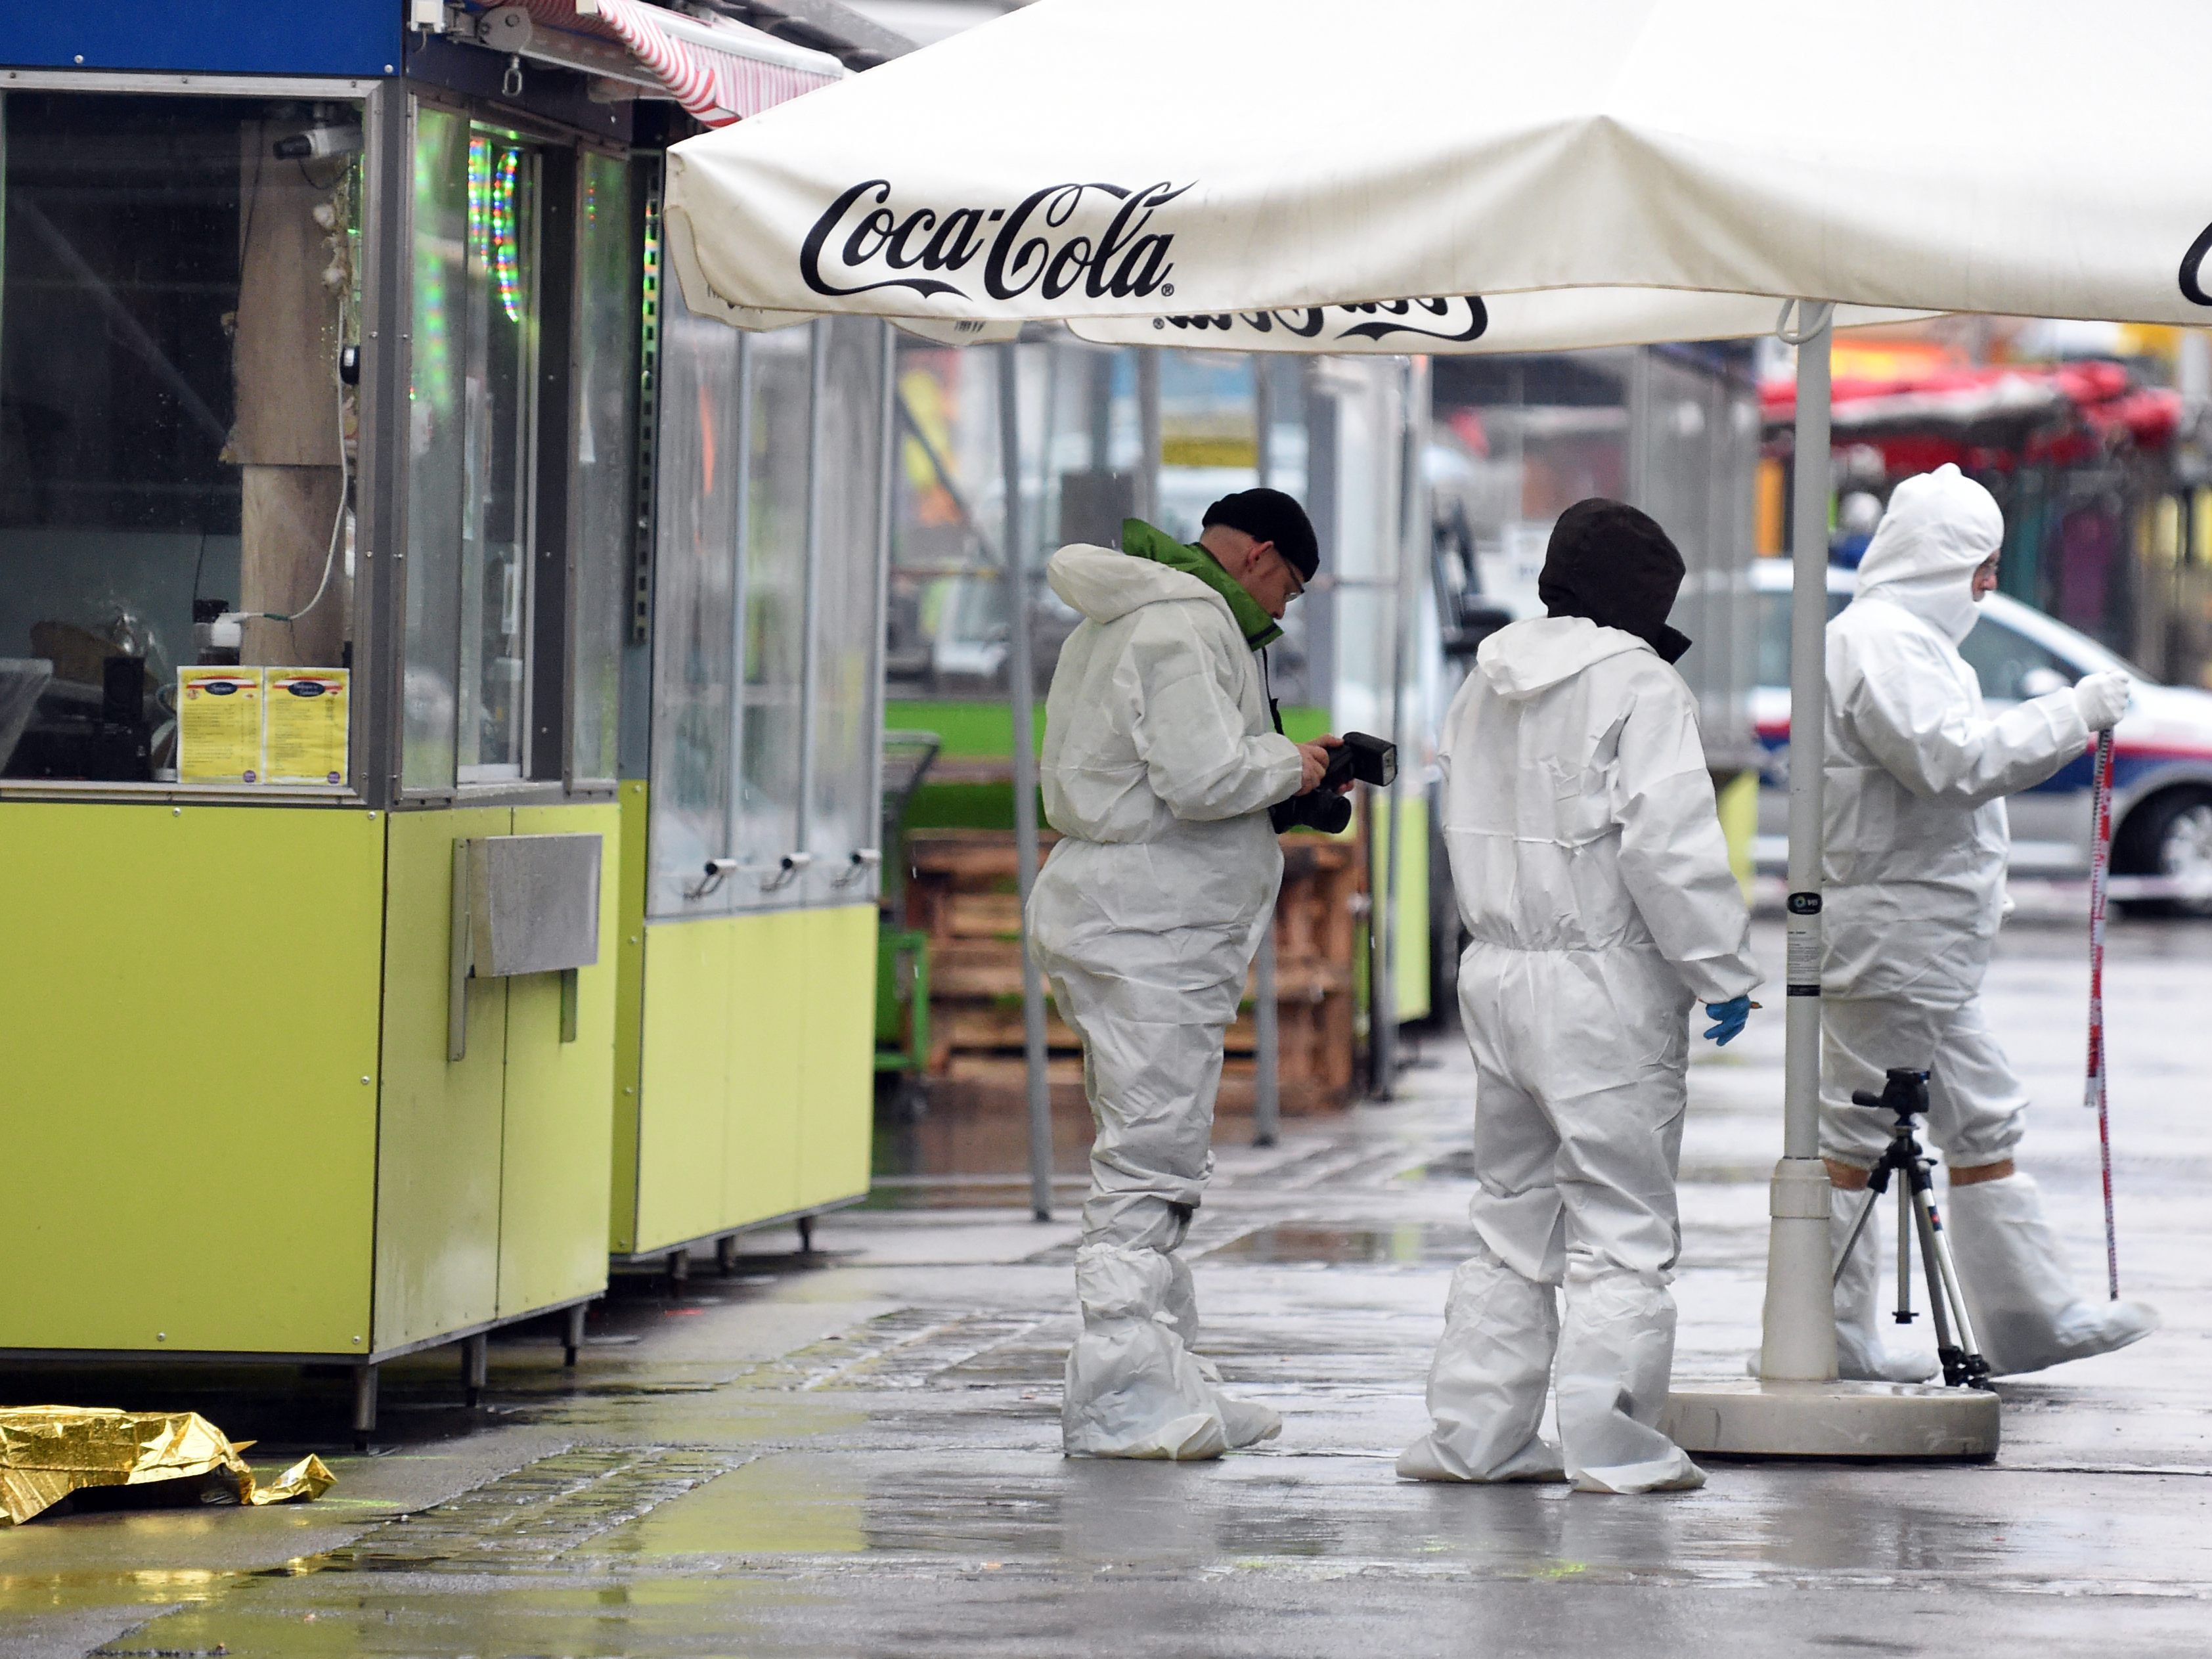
[903, 828, 1362, 1113]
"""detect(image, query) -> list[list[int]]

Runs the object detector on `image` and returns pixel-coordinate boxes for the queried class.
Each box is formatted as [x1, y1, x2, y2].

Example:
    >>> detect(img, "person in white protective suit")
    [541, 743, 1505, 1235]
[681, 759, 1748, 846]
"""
[1028, 489, 1347, 1460]
[1399, 499, 1759, 1496]
[1819, 464, 2157, 1380]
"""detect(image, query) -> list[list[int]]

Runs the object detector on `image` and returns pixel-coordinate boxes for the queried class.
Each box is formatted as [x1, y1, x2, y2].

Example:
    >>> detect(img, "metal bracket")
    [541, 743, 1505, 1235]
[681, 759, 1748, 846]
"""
[832, 847, 881, 889]
[631, 181, 663, 645]
[761, 851, 812, 893]
[449, 839, 474, 1062]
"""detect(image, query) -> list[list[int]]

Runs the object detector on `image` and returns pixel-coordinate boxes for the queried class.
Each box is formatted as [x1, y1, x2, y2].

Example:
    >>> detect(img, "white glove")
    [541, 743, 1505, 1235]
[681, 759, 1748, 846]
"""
[2072, 669, 2131, 732]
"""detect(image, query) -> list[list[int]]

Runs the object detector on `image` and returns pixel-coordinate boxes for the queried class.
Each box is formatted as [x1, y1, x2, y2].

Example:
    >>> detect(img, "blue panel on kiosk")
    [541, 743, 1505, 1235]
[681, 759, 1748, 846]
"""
[1, 1, 401, 77]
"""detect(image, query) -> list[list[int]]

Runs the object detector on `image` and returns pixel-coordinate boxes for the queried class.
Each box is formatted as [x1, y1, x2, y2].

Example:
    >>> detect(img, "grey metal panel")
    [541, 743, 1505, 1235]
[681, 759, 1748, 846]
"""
[464, 833, 604, 977]
[448, 830, 602, 1055]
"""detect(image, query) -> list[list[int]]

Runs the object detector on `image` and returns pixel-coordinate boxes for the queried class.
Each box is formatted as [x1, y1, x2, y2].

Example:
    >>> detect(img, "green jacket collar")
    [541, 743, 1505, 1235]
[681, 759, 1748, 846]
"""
[1118, 518, 1283, 650]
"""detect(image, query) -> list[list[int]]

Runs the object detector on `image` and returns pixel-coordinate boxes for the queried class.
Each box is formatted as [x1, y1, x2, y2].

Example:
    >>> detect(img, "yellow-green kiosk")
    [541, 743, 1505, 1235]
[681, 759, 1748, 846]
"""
[608, 273, 890, 1275]
[0, 9, 884, 1438]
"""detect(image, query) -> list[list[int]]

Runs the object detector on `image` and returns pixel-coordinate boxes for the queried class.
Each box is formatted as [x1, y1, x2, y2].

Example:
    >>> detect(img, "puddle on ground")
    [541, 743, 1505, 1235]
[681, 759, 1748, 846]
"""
[1204, 1223, 1475, 1267]
[730, 1308, 1057, 1393]
[588, 1454, 868, 1557]
[327, 1447, 749, 1572]
[859, 1177, 1091, 1212]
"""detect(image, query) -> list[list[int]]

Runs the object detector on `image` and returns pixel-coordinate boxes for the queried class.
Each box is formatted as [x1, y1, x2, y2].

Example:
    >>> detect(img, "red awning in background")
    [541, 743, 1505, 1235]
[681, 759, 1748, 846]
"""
[1762, 357, 2182, 470]
[499, 0, 842, 125]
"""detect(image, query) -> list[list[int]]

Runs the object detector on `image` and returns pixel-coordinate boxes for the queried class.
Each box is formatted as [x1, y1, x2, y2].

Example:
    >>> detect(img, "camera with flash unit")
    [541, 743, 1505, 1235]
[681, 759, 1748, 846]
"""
[1270, 731, 1396, 835]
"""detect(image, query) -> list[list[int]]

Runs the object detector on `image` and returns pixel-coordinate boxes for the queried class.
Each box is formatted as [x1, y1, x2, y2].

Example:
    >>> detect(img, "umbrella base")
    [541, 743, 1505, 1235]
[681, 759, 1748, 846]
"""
[1662, 1379, 2000, 1461]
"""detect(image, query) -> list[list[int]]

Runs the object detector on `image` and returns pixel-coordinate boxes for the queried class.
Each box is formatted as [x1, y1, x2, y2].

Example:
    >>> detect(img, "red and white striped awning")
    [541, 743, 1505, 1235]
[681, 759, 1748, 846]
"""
[500, 0, 843, 125]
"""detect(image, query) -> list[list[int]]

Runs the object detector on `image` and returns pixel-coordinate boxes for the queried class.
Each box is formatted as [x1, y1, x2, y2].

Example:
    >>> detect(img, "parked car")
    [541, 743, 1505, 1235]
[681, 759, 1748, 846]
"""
[1750, 560, 2212, 914]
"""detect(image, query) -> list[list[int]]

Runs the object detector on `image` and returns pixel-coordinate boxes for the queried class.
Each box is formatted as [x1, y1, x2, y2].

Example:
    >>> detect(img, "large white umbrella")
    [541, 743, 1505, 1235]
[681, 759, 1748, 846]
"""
[664, 0, 2209, 1455]
[665, 0, 2212, 337]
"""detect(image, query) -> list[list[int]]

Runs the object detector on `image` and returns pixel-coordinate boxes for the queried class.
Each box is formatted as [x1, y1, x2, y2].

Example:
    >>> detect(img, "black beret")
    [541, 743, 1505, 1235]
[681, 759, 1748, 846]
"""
[1202, 488, 1319, 581]
[1537, 498, 1692, 663]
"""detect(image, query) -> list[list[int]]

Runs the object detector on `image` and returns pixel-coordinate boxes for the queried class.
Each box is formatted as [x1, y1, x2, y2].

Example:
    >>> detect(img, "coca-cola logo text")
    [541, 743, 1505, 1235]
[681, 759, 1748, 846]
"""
[1150, 296, 1490, 344]
[2181, 221, 2212, 306]
[801, 179, 1191, 303]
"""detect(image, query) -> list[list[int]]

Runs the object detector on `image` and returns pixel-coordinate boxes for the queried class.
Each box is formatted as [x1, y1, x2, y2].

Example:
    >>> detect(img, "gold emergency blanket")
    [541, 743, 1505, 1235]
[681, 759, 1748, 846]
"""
[0, 1406, 335, 1525]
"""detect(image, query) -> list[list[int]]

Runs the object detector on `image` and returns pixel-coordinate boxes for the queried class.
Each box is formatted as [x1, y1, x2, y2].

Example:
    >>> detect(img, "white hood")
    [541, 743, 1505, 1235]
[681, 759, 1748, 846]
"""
[1046, 542, 1222, 626]
[1476, 615, 1652, 701]
[1854, 464, 2002, 645]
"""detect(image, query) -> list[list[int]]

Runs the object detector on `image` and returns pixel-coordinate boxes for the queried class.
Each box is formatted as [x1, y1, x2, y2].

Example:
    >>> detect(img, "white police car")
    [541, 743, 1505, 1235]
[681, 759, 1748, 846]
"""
[1750, 560, 2212, 914]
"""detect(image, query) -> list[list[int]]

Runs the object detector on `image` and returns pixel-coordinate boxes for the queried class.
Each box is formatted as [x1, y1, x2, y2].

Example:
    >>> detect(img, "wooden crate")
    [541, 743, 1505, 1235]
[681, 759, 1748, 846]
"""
[904, 827, 1362, 1113]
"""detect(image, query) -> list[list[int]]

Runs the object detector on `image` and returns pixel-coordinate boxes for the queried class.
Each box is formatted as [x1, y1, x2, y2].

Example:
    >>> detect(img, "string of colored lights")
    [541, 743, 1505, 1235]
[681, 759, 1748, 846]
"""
[491, 148, 523, 324]
[464, 135, 527, 325]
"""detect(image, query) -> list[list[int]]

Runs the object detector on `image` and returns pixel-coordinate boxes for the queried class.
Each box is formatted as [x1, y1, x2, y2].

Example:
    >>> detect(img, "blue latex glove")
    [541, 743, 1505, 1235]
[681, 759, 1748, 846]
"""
[1702, 995, 1752, 1047]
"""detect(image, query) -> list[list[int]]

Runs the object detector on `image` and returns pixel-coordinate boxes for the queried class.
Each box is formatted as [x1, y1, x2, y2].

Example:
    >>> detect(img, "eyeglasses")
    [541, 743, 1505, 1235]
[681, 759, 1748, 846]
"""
[1277, 548, 1306, 602]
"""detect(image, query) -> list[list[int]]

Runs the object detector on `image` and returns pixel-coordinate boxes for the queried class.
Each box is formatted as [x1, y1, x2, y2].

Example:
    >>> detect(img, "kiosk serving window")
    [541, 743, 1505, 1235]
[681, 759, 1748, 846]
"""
[735, 321, 811, 885]
[644, 281, 890, 918]
[405, 112, 549, 787]
[401, 106, 634, 795]
[0, 90, 363, 788]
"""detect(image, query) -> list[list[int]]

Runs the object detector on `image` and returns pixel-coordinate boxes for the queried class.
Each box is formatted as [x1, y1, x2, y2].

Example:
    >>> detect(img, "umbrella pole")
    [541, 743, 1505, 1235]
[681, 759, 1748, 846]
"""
[1758, 305, 1843, 1383]
[1252, 360, 1282, 1148]
[1000, 342, 1056, 1223]
[1662, 303, 1997, 1461]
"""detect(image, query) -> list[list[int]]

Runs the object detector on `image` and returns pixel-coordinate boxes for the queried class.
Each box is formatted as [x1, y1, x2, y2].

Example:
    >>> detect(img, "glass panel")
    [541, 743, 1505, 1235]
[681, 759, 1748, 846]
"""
[1639, 354, 1744, 752]
[1427, 353, 1633, 726]
[1158, 349, 1258, 539]
[885, 338, 1007, 699]
[569, 151, 638, 785]
[807, 317, 885, 902]
[643, 271, 739, 917]
[734, 322, 812, 894]
[456, 130, 539, 780]
[403, 104, 468, 789]
[1253, 353, 1316, 705]
[0, 91, 362, 785]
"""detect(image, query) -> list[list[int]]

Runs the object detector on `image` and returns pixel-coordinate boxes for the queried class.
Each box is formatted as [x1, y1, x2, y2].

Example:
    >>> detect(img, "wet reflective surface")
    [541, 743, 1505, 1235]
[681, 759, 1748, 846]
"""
[7, 918, 2212, 1656]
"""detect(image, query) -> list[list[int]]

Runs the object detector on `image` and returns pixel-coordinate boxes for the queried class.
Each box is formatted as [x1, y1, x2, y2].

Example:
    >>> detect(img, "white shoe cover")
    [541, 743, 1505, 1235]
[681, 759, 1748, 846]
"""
[1944, 1173, 2160, 1377]
[1830, 1186, 1939, 1383]
[1064, 1245, 1276, 1459]
[1557, 1273, 1704, 1495]
[1218, 1394, 1283, 1449]
[1397, 1254, 1566, 1484]
[1398, 1432, 1566, 1484]
[1570, 1456, 1706, 1495]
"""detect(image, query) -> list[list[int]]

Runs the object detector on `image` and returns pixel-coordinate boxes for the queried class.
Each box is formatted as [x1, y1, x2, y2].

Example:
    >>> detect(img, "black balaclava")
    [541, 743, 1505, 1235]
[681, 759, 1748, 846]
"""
[1536, 497, 1692, 663]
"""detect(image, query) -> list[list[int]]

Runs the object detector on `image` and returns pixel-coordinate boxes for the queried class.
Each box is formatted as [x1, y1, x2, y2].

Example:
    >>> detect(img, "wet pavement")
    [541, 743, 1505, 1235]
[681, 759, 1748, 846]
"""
[6, 912, 2212, 1657]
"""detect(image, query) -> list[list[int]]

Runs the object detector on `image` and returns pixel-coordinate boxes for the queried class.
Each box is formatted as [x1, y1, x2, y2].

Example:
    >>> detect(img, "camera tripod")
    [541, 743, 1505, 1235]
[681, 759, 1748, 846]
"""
[1835, 1067, 1995, 1390]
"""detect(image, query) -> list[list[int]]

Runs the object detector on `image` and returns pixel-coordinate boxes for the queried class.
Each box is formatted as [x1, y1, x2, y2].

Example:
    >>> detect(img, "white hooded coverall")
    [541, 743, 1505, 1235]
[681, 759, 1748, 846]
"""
[1821, 464, 2154, 1377]
[1028, 541, 1304, 1459]
[1400, 615, 1758, 1494]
